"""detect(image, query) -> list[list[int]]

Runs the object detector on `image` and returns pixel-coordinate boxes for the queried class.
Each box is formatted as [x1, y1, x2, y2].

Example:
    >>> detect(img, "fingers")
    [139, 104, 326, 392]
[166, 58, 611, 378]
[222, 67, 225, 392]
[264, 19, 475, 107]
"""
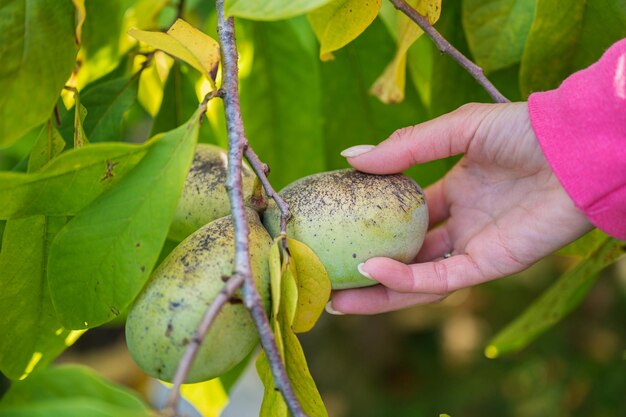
[414, 226, 452, 262]
[342, 103, 497, 174]
[329, 285, 447, 315]
[361, 255, 487, 295]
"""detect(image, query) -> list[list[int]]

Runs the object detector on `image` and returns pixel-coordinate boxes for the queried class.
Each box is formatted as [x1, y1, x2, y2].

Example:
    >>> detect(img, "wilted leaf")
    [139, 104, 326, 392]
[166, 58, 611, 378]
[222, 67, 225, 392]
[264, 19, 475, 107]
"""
[48, 113, 200, 329]
[308, 0, 381, 61]
[288, 238, 331, 333]
[129, 19, 220, 84]
[462, 0, 536, 72]
[225, 0, 333, 21]
[371, 0, 441, 103]
[486, 237, 625, 357]
[0, 0, 78, 147]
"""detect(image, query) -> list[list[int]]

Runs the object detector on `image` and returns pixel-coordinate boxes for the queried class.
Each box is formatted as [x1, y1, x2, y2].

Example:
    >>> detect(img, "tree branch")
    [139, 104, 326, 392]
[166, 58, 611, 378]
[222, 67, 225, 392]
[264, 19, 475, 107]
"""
[389, 0, 509, 103]
[215, 2, 306, 417]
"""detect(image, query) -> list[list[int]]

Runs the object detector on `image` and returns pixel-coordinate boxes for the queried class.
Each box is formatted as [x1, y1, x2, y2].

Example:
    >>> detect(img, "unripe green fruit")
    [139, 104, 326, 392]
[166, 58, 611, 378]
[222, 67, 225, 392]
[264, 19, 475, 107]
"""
[263, 169, 428, 289]
[169, 144, 266, 241]
[126, 210, 271, 383]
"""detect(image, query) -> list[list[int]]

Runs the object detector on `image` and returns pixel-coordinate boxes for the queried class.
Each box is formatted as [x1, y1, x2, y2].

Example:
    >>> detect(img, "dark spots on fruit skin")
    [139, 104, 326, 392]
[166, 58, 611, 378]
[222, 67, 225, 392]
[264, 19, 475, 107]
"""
[165, 320, 173, 337]
[352, 253, 357, 258]
[169, 301, 181, 309]
[277, 169, 425, 223]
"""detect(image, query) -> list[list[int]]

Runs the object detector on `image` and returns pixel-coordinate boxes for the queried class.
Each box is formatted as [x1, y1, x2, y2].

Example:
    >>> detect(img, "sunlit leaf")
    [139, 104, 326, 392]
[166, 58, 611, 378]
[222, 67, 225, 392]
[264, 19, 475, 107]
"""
[486, 237, 626, 357]
[371, 0, 441, 103]
[72, 0, 86, 46]
[462, 0, 536, 72]
[288, 238, 331, 333]
[48, 113, 200, 329]
[225, 0, 333, 21]
[558, 229, 610, 258]
[0, 142, 149, 219]
[308, 0, 381, 61]
[129, 19, 220, 84]
[520, 0, 626, 96]
[0, 0, 78, 147]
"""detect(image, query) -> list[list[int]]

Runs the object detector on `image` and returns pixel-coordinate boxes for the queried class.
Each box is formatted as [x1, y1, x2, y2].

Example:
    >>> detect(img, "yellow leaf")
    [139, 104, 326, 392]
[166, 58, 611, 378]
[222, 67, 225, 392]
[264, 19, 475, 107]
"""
[308, 0, 381, 61]
[269, 239, 283, 319]
[287, 239, 331, 333]
[371, 0, 441, 103]
[72, 0, 86, 45]
[161, 379, 228, 417]
[128, 19, 220, 86]
[282, 256, 299, 327]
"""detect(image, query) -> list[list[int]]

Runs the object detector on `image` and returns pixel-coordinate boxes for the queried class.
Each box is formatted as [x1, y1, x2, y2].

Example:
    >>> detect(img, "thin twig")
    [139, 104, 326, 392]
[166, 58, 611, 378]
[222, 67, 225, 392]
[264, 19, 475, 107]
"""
[389, 0, 509, 103]
[216, 1, 306, 416]
[244, 147, 290, 241]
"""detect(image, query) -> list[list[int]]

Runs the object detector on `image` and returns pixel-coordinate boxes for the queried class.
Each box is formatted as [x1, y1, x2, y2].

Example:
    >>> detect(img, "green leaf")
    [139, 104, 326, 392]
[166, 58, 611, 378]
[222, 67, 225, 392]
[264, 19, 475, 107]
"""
[288, 238, 331, 333]
[269, 239, 283, 319]
[27, 122, 67, 173]
[486, 237, 626, 358]
[0, 365, 150, 417]
[239, 20, 325, 189]
[256, 322, 328, 417]
[307, 0, 381, 61]
[75, 0, 126, 87]
[558, 229, 610, 258]
[462, 0, 537, 73]
[428, 1, 500, 117]
[129, 19, 220, 84]
[0, 400, 150, 417]
[47, 114, 200, 329]
[0, 0, 78, 147]
[520, 0, 626, 96]
[318, 18, 430, 176]
[0, 365, 148, 411]
[225, 0, 333, 21]
[150, 63, 199, 136]
[371, 0, 441, 103]
[0, 216, 76, 380]
[0, 143, 149, 219]
[61, 75, 140, 143]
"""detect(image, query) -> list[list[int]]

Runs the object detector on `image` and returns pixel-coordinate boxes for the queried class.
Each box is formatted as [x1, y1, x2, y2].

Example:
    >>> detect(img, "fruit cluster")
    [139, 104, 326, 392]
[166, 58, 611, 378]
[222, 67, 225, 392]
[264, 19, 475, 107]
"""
[125, 144, 428, 383]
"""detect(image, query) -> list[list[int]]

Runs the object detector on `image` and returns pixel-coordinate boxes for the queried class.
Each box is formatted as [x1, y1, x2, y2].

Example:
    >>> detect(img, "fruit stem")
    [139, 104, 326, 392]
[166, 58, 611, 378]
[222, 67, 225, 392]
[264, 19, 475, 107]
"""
[389, 0, 509, 103]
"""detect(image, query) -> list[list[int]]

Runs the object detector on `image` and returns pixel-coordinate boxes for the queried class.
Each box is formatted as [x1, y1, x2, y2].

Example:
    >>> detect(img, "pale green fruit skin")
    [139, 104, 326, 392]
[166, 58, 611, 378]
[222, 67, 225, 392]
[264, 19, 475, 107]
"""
[263, 169, 428, 290]
[126, 210, 271, 383]
[169, 144, 266, 241]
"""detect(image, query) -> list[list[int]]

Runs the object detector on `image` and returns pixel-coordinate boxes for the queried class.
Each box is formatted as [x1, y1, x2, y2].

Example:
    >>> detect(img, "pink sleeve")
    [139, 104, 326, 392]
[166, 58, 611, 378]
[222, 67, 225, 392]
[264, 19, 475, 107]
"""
[528, 38, 626, 240]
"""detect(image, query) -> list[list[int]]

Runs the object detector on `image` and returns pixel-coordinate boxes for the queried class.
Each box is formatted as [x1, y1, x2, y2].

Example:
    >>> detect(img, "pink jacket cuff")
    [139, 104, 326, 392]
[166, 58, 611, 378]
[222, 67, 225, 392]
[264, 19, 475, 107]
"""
[528, 38, 626, 240]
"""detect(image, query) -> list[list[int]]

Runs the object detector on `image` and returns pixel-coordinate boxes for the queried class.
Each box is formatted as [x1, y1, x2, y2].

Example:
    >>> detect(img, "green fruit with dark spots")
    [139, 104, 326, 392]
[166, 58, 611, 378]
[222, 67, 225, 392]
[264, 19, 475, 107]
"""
[126, 209, 271, 383]
[263, 169, 428, 289]
[169, 144, 266, 241]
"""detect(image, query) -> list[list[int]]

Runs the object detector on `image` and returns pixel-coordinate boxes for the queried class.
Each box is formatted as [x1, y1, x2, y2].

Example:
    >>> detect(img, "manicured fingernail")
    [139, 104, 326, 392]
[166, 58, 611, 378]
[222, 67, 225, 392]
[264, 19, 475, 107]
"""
[357, 263, 373, 279]
[325, 301, 345, 315]
[340, 145, 376, 158]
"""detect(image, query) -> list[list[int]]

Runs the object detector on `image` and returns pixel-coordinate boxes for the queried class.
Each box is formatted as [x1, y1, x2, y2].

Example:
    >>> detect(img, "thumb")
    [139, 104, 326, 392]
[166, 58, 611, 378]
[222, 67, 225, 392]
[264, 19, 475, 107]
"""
[341, 103, 496, 174]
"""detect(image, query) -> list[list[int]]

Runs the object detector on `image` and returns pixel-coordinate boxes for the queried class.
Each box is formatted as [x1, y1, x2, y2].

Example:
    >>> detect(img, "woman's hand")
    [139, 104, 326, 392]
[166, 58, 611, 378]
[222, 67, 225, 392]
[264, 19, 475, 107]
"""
[329, 103, 593, 315]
